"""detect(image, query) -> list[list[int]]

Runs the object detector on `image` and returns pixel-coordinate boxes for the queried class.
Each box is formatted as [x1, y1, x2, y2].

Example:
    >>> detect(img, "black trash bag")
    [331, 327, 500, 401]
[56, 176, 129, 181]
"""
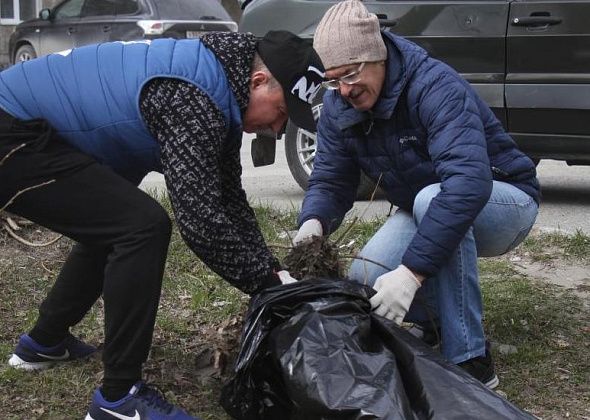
[220, 278, 534, 420]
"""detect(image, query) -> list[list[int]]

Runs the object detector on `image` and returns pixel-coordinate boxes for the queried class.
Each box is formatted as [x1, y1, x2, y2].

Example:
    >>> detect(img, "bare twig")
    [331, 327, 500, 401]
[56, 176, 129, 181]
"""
[267, 243, 293, 250]
[334, 216, 358, 245]
[40, 260, 57, 275]
[340, 254, 393, 272]
[283, 236, 343, 279]
[3, 221, 62, 247]
[272, 214, 295, 245]
[5, 216, 20, 231]
[359, 172, 384, 220]
[0, 179, 55, 212]
[0, 142, 26, 167]
[0, 141, 61, 247]
[334, 173, 385, 246]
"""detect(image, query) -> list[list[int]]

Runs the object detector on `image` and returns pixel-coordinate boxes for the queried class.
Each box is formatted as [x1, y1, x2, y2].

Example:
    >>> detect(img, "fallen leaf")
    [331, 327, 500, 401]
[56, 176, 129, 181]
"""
[555, 338, 570, 348]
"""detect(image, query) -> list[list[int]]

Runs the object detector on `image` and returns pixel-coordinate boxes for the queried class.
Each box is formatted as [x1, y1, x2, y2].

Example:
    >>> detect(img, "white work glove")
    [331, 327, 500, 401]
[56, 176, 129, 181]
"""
[293, 219, 323, 246]
[277, 270, 298, 285]
[370, 265, 421, 325]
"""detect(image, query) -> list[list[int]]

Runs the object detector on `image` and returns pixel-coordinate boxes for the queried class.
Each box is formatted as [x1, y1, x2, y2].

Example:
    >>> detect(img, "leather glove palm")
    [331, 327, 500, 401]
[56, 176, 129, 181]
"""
[370, 265, 421, 324]
[293, 219, 323, 246]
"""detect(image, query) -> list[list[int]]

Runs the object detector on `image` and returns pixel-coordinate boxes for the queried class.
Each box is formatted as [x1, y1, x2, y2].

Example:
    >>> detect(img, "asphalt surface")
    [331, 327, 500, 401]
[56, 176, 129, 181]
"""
[141, 133, 590, 235]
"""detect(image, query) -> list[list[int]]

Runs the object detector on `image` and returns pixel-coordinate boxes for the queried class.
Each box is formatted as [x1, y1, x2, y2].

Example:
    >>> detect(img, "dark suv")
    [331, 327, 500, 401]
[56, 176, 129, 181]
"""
[239, 0, 590, 197]
[9, 0, 237, 64]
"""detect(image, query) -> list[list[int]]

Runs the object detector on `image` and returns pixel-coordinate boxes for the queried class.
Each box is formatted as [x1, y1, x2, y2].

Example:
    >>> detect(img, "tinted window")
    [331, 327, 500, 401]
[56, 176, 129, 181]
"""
[152, 0, 231, 20]
[54, 0, 84, 19]
[81, 0, 114, 16]
[19, 0, 37, 20]
[114, 0, 139, 15]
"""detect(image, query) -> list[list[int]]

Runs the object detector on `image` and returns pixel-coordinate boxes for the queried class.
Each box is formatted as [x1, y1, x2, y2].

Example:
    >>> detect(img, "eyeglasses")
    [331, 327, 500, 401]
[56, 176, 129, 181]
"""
[321, 62, 366, 90]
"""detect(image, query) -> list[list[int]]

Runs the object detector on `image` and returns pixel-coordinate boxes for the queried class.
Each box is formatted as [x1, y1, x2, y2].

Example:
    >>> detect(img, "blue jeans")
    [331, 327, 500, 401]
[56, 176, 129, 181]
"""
[348, 181, 538, 364]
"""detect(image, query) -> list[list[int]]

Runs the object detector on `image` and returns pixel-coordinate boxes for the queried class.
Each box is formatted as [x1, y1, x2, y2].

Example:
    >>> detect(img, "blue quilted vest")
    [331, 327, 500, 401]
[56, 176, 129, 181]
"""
[0, 39, 242, 181]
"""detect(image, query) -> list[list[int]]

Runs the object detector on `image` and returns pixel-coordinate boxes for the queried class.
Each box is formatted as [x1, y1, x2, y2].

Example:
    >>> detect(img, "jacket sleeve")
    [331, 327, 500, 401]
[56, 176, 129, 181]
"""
[298, 97, 360, 234]
[218, 135, 285, 275]
[140, 78, 280, 295]
[401, 69, 493, 276]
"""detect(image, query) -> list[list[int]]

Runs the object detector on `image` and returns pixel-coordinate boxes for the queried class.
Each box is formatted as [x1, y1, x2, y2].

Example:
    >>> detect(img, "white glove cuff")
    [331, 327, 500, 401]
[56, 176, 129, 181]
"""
[397, 265, 422, 289]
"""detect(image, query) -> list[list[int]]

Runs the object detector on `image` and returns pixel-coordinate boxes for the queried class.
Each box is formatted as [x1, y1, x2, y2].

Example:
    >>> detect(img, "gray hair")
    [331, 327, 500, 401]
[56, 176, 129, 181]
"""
[252, 52, 280, 89]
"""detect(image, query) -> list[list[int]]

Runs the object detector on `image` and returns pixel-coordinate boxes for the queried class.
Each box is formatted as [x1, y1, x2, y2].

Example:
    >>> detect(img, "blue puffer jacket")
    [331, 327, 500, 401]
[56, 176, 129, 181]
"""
[299, 32, 540, 276]
[0, 39, 241, 183]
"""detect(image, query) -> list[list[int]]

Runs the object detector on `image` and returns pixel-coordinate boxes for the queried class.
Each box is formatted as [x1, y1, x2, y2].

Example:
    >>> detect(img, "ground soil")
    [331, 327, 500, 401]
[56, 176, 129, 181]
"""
[1, 221, 588, 419]
[505, 227, 590, 305]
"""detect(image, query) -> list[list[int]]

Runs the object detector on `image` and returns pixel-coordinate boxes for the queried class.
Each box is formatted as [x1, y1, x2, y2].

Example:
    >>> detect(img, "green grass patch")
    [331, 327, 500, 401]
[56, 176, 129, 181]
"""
[0, 206, 588, 419]
[480, 260, 589, 416]
[522, 229, 590, 262]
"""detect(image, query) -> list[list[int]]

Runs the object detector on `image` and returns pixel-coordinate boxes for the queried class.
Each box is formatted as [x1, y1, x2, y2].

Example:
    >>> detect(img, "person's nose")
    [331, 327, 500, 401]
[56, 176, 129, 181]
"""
[339, 83, 354, 98]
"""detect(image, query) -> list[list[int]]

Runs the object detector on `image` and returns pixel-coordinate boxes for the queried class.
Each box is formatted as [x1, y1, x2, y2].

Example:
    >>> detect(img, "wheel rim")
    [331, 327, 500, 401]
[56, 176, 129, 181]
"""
[18, 51, 33, 62]
[295, 103, 323, 176]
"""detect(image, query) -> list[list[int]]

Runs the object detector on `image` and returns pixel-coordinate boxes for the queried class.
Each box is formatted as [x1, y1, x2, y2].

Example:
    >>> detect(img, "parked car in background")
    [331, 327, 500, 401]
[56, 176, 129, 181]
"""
[239, 0, 590, 198]
[9, 0, 237, 64]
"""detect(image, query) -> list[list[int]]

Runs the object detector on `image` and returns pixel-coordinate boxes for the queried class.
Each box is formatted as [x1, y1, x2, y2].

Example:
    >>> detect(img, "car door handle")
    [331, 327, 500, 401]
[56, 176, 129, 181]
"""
[102, 25, 111, 32]
[67, 27, 76, 35]
[511, 16, 562, 26]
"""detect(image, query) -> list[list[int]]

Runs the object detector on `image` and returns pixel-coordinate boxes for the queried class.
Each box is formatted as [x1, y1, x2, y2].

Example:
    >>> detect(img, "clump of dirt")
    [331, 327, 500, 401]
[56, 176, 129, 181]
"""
[147, 314, 245, 391]
[283, 236, 344, 279]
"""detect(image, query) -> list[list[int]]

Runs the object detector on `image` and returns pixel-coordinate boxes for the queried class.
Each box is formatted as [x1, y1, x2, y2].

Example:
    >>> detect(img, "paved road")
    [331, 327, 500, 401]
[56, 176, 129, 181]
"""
[141, 134, 590, 235]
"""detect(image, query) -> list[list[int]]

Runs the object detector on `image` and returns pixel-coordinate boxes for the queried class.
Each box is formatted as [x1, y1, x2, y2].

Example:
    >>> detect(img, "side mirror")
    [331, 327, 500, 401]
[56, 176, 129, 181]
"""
[39, 8, 51, 20]
[251, 133, 277, 167]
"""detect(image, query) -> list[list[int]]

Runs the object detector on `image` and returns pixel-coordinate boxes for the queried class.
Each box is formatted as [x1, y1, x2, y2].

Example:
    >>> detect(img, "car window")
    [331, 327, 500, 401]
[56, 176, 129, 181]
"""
[0, 0, 14, 19]
[53, 0, 84, 19]
[114, 0, 139, 15]
[20, 0, 38, 21]
[152, 0, 231, 20]
[81, 0, 115, 17]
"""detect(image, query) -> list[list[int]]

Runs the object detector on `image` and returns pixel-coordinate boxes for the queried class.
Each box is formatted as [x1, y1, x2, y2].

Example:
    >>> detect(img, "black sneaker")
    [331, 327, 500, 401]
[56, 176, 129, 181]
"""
[85, 381, 200, 420]
[458, 348, 500, 389]
[8, 333, 96, 370]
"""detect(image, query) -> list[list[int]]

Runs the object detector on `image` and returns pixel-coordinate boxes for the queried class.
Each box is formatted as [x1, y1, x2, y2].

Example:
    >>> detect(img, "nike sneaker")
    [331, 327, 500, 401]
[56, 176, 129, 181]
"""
[8, 333, 96, 370]
[85, 381, 200, 420]
[458, 346, 500, 389]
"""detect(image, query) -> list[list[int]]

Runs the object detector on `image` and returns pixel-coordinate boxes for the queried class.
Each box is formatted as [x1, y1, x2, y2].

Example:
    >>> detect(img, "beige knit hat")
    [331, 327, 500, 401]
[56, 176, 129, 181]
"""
[314, 0, 387, 70]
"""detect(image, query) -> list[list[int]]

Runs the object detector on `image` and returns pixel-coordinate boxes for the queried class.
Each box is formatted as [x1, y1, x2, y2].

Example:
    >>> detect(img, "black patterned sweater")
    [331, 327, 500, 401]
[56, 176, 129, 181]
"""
[139, 32, 281, 295]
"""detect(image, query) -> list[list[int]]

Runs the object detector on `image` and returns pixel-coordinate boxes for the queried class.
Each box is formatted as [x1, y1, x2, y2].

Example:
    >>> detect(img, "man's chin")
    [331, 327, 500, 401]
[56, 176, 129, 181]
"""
[350, 100, 370, 112]
[349, 95, 377, 112]
[346, 94, 368, 111]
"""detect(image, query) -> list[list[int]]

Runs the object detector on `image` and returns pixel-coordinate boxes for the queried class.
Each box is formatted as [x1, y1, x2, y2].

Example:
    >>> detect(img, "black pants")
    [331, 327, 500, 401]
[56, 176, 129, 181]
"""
[0, 109, 171, 382]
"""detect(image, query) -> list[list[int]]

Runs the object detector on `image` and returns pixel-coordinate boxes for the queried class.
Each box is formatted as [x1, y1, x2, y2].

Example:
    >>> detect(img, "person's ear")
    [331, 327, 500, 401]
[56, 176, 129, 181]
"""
[250, 70, 269, 89]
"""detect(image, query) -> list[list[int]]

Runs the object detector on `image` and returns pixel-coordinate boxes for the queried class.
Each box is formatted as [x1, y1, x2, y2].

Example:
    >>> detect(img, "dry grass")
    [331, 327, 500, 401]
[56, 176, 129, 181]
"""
[0, 203, 588, 419]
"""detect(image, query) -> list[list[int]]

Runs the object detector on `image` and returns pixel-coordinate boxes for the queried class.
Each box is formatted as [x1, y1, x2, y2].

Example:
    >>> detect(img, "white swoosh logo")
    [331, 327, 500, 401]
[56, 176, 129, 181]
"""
[36, 349, 69, 360]
[99, 408, 140, 420]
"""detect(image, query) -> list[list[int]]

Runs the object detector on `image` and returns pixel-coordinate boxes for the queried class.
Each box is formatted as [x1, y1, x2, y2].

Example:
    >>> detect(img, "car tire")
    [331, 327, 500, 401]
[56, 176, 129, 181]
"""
[284, 102, 378, 200]
[14, 44, 37, 63]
